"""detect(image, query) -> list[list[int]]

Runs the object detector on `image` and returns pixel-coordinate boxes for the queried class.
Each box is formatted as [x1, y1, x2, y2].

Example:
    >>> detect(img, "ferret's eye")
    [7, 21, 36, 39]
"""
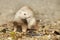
[24, 13, 26, 15]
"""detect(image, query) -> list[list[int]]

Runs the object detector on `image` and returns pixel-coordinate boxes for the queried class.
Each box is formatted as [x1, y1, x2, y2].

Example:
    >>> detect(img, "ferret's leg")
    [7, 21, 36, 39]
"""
[13, 26, 17, 32]
[33, 24, 40, 33]
[21, 24, 28, 34]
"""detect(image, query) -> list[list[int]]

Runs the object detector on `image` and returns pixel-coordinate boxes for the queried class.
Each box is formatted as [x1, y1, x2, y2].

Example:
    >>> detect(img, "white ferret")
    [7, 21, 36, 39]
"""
[14, 6, 38, 33]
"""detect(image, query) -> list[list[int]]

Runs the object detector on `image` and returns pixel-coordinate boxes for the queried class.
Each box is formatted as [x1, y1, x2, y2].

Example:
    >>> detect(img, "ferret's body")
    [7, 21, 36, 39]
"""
[13, 6, 38, 33]
[26, 17, 36, 29]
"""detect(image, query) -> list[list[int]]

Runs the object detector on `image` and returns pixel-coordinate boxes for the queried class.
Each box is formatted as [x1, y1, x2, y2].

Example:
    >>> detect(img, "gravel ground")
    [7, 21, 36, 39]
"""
[0, 21, 60, 40]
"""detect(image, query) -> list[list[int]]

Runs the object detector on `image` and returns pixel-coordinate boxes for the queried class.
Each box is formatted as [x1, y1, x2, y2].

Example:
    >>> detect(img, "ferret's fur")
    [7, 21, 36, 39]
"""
[13, 6, 39, 33]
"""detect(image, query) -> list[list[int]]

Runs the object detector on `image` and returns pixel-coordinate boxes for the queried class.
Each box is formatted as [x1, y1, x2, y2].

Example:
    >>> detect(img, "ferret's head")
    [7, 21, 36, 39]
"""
[15, 6, 34, 19]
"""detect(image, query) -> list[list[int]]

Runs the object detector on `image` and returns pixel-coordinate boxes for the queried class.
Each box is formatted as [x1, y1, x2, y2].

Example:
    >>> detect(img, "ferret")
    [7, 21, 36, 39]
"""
[13, 6, 39, 33]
